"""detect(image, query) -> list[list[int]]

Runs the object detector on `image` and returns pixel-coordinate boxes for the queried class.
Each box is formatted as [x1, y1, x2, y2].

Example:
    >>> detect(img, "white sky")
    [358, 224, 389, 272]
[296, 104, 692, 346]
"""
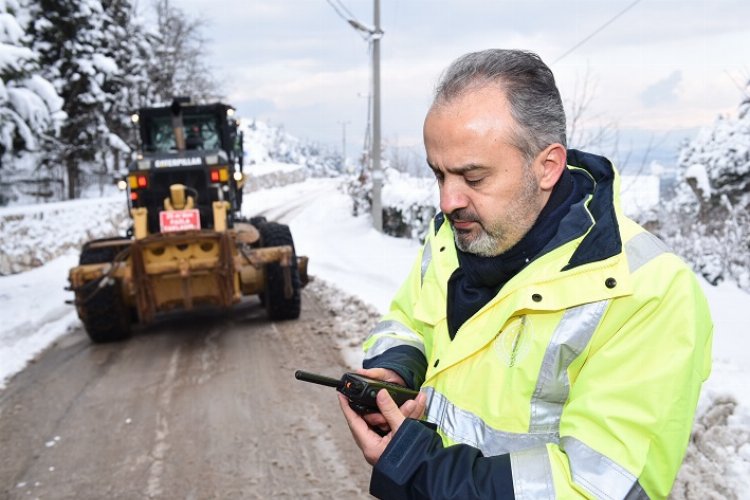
[173, 0, 750, 165]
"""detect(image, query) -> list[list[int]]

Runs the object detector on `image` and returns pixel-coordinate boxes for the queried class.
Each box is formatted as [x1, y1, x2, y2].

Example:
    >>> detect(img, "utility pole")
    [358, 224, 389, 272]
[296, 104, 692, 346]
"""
[341, 0, 384, 232]
[338, 120, 350, 169]
[370, 0, 383, 232]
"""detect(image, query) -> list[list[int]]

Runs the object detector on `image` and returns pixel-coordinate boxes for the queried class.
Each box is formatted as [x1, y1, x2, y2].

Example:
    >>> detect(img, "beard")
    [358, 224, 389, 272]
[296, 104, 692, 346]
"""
[449, 168, 541, 257]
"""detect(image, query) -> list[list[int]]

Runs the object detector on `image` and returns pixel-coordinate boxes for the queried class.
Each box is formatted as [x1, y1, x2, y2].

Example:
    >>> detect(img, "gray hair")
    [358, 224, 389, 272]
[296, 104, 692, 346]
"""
[433, 49, 567, 164]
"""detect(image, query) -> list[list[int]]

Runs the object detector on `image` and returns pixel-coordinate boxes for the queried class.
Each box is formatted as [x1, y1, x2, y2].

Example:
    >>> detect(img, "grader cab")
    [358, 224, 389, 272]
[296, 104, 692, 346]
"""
[67, 99, 308, 342]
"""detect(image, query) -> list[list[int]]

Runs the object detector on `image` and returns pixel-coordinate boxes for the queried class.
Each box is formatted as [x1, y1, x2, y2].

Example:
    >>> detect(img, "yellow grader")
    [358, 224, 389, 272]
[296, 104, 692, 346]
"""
[67, 99, 308, 342]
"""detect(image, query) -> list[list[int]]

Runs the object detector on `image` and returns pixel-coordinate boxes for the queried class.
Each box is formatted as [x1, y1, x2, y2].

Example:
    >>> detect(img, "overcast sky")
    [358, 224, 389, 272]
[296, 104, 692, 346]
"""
[174, 0, 749, 168]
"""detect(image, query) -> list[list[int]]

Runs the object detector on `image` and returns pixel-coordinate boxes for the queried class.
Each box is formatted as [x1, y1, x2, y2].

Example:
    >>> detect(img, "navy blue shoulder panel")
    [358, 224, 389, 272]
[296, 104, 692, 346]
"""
[563, 149, 622, 271]
[434, 212, 445, 235]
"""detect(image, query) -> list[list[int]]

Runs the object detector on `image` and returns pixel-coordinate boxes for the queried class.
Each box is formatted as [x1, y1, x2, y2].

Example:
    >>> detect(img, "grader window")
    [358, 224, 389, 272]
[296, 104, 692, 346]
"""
[147, 114, 221, 152]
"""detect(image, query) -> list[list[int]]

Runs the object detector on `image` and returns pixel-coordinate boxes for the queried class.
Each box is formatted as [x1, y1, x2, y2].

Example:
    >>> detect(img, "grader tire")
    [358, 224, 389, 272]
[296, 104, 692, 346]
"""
[78, 280, 132, 343]
[77, 240, 132, 343]
[249, 215, 267, 227]
[259, 223, 301, 320]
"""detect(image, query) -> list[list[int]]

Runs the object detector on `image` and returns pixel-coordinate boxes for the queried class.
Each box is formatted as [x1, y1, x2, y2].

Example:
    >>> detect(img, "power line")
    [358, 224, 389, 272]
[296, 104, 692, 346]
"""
[324, 0, 369, 40]
[553, 0, 643, 65]
[325, 0, 349, 22]
[332, 0, 357, 20]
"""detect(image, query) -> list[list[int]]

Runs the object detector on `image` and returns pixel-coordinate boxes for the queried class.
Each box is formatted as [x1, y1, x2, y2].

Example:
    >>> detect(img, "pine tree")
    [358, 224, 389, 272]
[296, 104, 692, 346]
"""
[0, 0, 64, 204]
[655, 83, 750, 290]
[29, 0, 122, 199]
[98, 0, 153, 177]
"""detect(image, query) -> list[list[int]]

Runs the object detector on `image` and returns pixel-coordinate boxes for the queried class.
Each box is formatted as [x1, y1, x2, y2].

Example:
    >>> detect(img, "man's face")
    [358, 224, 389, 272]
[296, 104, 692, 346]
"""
[424, 86, 548, 257]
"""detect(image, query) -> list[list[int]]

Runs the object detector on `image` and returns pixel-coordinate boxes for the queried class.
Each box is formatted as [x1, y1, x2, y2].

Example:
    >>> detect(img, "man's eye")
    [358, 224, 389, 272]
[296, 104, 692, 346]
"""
[466, 177, 483, 186]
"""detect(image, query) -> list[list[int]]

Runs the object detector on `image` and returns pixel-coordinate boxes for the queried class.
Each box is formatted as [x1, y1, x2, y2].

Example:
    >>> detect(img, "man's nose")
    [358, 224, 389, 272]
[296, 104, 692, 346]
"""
[439, 179, 468, 215]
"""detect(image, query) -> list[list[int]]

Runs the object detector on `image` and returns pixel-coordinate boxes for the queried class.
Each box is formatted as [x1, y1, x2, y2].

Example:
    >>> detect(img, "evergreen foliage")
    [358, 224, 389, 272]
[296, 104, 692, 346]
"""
[0, 0, 64, 204]
[29, 0, 127, 198]
[0, 0, 221, 204]
[651, 85, 750, 290]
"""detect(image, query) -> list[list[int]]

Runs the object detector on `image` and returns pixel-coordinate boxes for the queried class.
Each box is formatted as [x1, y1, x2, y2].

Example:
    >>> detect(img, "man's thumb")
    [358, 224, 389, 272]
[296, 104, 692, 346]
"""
[376, 389, 401, 424]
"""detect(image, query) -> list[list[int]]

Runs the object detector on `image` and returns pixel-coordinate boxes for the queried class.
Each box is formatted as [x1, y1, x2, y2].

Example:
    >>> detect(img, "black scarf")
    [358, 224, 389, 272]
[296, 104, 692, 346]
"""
[446, 167, 585, 339]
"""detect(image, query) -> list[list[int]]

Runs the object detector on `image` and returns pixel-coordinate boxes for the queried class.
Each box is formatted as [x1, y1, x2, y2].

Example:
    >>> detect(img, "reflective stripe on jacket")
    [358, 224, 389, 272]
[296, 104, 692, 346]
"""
[363, 150, 713, 499]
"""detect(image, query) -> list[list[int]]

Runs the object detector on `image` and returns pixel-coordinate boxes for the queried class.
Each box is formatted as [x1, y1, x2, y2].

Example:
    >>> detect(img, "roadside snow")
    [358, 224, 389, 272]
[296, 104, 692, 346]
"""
[0, 195, 127, 275]
[0, 253, 80, 384]
[245, 177, 421, 313]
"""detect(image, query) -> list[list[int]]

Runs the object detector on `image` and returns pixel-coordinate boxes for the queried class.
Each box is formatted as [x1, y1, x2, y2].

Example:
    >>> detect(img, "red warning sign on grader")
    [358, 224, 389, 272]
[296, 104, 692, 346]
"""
[159, 209, 201, 232]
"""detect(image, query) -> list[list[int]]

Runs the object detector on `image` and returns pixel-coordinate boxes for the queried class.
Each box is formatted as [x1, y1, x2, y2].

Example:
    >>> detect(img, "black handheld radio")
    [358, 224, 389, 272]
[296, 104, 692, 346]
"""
[294, 370, 419, 414]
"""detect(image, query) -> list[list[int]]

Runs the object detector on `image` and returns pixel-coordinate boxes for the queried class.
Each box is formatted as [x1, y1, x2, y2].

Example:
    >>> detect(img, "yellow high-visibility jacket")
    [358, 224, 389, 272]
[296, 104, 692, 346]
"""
[364, 150, 712, 499]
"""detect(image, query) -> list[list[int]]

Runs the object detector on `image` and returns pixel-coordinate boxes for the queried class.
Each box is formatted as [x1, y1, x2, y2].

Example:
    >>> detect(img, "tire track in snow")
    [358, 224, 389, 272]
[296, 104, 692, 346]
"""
[145, 347, 181, 498]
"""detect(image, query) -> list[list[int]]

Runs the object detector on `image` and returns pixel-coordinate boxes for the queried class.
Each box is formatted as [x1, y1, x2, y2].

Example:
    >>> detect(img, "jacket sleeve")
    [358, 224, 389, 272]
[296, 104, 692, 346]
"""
[362, 233, 431, 389]
[371, 419, 515, 500]
[528, 258, 713, 499]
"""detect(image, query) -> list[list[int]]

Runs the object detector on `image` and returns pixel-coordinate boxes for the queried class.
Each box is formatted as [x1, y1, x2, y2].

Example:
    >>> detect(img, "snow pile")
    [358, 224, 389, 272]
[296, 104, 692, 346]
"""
[304, 278, 380, 370]
[0, 253, 81, 386]
[0, 195, 128, 275]
[672, 394, 750, 498]
[344, 167, 439, 240]
[381, 169, 439, 239]
[245, 160, 308, 192]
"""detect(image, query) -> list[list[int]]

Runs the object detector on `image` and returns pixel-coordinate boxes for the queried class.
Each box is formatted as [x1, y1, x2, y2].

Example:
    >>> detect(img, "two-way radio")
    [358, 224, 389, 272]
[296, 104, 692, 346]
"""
[294, 370, 419, 414]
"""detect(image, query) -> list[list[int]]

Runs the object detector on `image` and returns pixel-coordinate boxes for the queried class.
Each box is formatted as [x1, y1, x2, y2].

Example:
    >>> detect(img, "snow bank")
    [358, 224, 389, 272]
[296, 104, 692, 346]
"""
[0, 253, 81, 386]
[245, 161, 308, 192]
[0, 196, 128, 275]
[672, 394, 750, 498]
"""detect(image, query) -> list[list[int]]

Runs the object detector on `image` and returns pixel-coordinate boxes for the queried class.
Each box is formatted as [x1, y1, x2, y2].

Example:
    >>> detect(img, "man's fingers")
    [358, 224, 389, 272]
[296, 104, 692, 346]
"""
[363, 411, 388, 428]
[356, 368, 406, 386]
[408, 391, 427, 419]
[338, 394, 370, 436]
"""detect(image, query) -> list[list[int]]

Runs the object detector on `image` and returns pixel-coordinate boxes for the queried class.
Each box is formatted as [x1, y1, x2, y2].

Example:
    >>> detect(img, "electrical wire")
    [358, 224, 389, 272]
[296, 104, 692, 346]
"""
[325, 0, 350, 23]
[324, 0, 370, 41]
[553, 0, 643, 65]
[332, 0, 357, 20]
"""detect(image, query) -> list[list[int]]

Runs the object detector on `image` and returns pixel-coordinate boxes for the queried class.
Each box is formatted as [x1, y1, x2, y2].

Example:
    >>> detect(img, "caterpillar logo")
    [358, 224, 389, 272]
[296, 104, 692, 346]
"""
[154, 157, 203, 168]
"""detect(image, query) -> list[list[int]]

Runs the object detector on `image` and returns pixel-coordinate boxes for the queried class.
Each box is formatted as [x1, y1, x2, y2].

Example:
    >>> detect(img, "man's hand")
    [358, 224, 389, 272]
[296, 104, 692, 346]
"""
[355, 368, 406, 431]
[339, 388, 427, 465]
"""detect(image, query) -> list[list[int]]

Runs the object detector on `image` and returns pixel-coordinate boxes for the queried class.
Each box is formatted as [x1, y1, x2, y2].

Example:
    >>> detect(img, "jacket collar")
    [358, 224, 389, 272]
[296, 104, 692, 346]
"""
[562, 149, 622, 271]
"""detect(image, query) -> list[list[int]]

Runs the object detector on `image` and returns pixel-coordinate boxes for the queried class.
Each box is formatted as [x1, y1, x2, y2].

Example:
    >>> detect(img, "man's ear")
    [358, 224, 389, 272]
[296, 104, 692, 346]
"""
[537, 143, 567, 191]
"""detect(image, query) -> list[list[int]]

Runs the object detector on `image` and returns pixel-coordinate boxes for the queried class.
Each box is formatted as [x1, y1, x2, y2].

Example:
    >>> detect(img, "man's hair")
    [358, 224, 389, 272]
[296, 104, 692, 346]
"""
[434, 49, 567, 164]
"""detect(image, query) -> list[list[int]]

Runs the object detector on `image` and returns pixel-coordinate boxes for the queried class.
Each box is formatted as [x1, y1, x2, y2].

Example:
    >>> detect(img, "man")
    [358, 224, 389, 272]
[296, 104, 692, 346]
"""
[339, 49, 712, 499]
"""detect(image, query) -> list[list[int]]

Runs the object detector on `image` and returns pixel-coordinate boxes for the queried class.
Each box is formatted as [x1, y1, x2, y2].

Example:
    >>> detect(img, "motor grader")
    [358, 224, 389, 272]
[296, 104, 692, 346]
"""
[67, 98, 308, 343]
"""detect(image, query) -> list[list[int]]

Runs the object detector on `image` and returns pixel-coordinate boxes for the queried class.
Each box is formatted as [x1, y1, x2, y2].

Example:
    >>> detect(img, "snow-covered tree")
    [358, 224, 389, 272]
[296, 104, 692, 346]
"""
[28, 0, 122, 198]
[0, 0, 64, 204]
[652, 85, 750, 290]
[98, 0, 153, 177]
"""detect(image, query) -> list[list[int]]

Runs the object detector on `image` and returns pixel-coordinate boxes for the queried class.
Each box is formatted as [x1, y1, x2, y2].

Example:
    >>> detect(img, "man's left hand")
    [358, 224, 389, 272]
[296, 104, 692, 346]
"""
[339, 388, 426, 465]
